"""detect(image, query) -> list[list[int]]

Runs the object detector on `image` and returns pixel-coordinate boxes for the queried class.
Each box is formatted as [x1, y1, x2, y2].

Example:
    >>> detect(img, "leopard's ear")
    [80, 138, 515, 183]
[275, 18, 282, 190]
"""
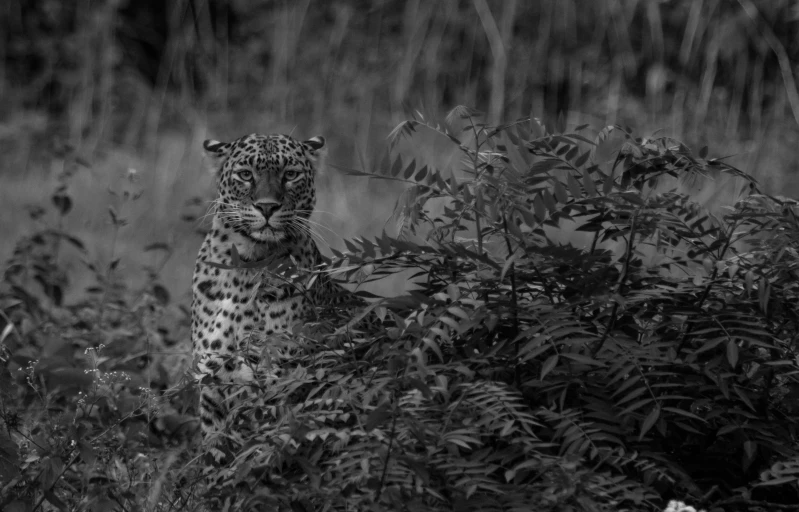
[203, 139, 232, 174]
[302, 136, 326, 161]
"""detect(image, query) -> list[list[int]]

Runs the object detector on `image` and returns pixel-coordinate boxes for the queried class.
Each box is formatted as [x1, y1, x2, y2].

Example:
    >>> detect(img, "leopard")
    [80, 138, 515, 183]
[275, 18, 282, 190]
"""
[191, 132, 346, 451]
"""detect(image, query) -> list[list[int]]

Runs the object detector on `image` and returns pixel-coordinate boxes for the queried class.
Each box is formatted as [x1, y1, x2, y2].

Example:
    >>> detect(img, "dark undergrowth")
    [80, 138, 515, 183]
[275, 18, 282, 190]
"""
[3, 108, 799, 511]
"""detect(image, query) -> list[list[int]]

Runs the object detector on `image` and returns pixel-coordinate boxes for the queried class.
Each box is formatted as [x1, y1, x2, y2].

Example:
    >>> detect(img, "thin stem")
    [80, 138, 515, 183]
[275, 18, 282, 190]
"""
[502, 216, 520, 386]
[589, 229, 600, 256]
[98, 219, 120, 327]
[677, 219, 740, 353]
[592, 212, 637, 357]
[475, 194, 484, 256]
[375, 401, 398, 503]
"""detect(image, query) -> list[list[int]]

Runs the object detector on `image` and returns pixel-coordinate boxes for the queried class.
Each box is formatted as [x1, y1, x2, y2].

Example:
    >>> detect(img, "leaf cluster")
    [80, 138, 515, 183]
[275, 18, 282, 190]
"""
[0, 172, 198, 511]
[198, 109, 799, 511]
[5, 108, 799, 512]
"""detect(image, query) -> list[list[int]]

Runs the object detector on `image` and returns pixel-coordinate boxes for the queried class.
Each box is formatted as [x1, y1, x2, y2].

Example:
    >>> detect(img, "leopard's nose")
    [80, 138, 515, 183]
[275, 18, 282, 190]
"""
[254, 201, 280, 220]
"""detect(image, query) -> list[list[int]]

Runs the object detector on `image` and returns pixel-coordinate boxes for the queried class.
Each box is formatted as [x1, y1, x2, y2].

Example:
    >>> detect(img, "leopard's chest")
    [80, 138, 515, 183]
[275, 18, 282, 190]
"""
[259, 296, 308, 335]
[192, 273, 308, 336]
[190, 226, 327, 355]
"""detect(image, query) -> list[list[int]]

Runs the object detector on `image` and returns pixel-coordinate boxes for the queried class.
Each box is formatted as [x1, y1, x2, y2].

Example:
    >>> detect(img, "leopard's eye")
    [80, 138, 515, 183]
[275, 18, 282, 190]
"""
[236, 170, 253, 181]
[284, 170, 300, 181]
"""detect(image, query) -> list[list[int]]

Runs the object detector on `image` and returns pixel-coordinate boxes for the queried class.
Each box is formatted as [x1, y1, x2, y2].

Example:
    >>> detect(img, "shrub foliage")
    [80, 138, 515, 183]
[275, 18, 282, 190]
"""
[3, 109, 799, 511]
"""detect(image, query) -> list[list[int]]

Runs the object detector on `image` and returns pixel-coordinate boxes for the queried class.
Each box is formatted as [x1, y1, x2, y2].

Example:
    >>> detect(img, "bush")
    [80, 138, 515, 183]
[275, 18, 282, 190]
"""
[3, 108, 799, 511]
[0, 163, 196, 511]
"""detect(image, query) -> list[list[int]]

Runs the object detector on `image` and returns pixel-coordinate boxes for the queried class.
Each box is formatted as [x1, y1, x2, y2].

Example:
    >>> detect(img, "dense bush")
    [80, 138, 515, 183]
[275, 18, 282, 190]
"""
[3, 108, 799, 511]
[0, 165, 197, 511]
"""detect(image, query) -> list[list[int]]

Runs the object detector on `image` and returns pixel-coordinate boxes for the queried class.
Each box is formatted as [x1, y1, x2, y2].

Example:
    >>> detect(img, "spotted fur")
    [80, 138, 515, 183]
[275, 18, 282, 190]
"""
[191, 133, 340, 448]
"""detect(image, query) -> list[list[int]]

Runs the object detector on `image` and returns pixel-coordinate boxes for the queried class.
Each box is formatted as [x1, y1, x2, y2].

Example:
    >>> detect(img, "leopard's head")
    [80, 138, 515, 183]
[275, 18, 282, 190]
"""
[203, 133, 325, 244]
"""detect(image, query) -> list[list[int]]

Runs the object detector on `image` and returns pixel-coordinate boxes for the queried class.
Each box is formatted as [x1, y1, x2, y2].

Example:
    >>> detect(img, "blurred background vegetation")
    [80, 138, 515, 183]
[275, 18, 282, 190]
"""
[2, 0, 799, 303]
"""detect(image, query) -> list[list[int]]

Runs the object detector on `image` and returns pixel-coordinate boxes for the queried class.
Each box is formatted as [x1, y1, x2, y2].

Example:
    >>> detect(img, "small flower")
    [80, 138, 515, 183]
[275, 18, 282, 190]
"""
[663, 500, 705, 512]
[127, 168, 139, 182]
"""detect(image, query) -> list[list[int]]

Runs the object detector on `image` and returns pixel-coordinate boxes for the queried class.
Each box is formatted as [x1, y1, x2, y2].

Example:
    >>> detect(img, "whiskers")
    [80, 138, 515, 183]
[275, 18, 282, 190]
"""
[199, 202, 343, 248]
[199, 200, 243, 227]
[295, 209, 346, 223]
[287, 218, 327, 247]
[294, 210, 346, 243]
